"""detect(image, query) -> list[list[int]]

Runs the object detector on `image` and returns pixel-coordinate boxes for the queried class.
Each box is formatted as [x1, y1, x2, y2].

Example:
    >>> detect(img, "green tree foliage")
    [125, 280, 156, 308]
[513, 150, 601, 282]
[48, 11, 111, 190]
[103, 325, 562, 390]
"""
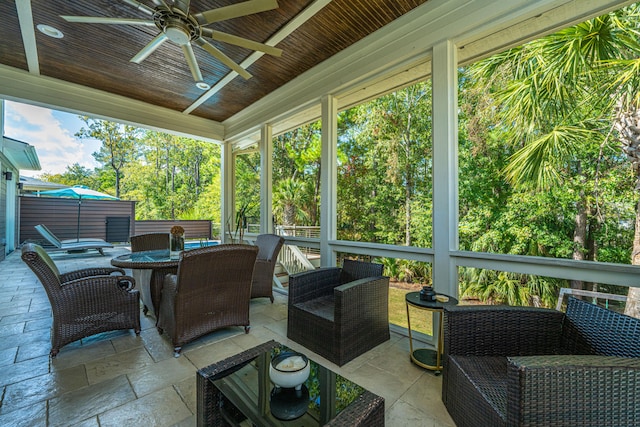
[122, 132, 220, 221]
[75, 117, 140, 198]
[337, 82, 433, 247]
[234, 152, 260, 228]
[40, 164, 98, 189]
[272, 122, 322, 227]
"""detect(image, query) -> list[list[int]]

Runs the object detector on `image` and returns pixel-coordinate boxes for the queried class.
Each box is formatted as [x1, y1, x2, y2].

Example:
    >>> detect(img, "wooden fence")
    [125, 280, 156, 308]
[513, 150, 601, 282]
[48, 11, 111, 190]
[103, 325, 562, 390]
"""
[20, 196, 136, 244]
[134, 220, 212, 240]
[20, 196, 213, 245]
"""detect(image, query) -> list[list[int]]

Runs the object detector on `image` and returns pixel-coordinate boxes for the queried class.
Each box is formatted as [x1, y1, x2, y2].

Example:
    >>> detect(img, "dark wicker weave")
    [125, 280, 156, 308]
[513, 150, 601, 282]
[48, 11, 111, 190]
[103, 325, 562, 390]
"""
[251, 234, 284, 302]
[21, 243, 141, 357]
[442, 297, 640, 427]
[156, 244, 258, 356]
[129, 233, 172, 316]
[196, 340, 385, 427]
[287, 259, 390, 366]
[130, 232, 170, 252]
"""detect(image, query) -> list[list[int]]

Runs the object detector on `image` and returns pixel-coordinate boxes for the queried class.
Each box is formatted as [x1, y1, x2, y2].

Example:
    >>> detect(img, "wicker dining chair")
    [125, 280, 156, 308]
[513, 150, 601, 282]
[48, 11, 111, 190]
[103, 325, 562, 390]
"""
[130, 232, 172, 316]
[287, 259, 390, 366]
[21, 243, 141, 357]
[156, 244, 258, 357]
[251, 234, 284, 302]
[130, 232, 170, 252]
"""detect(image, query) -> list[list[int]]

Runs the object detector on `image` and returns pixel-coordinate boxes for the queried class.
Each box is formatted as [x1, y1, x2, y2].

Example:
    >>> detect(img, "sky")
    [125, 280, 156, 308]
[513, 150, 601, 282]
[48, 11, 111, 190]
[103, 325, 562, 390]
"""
[3, 100, 102, 176]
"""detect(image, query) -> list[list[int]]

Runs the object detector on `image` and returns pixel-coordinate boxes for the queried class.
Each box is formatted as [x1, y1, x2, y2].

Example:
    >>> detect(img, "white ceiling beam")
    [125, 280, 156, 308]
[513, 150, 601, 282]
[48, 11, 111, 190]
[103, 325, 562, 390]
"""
[184, 0, 334, 115]
[0, 65, 225, 143]
[15, 0, 40, 75]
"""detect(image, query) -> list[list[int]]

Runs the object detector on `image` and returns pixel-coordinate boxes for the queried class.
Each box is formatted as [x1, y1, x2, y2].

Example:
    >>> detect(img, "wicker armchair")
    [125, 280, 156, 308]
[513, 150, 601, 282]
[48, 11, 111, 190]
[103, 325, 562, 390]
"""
[157, 244, 258, 356]
[21, 243, 141, 357]
[251, 234, 284, 302]
[442, 297, 640, 427]
[130, 232, 172, 316]
[287, 259, 390, 366]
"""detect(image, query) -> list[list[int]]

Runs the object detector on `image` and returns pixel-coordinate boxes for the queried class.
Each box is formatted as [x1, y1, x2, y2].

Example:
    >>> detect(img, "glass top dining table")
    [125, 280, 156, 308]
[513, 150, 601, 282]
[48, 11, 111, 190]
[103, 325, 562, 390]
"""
[111, 249, 180, 269]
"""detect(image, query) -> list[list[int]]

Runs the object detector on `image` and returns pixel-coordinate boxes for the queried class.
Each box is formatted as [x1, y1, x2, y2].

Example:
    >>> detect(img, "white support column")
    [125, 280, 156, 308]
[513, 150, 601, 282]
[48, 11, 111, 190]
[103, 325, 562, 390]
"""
[431, 40, 459, 297]
[259, 124, 274, 234]
[220, 141, 235, 243]
[320, 95, 338, 267]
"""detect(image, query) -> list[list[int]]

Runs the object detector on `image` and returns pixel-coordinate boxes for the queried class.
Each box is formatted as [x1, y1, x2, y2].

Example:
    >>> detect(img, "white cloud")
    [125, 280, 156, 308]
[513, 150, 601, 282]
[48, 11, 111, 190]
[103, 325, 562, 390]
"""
[4, 101, 100, 175]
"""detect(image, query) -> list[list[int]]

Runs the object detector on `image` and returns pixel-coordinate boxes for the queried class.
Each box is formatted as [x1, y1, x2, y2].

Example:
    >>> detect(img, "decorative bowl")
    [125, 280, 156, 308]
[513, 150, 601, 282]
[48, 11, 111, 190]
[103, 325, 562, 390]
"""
[269, 352, 310, 390]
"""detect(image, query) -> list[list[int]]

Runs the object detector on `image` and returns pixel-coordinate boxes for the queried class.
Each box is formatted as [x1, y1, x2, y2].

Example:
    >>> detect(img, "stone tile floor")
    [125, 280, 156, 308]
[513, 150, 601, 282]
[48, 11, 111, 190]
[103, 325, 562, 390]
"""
[0, 246, 455, 426]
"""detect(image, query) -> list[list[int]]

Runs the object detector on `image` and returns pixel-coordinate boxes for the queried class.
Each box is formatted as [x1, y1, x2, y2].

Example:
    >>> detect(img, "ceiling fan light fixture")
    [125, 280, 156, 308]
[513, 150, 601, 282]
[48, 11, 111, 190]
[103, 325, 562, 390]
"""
[37, 24, 64, 39]
[164, 25, 191, 45]
[196, 81, 211, 90]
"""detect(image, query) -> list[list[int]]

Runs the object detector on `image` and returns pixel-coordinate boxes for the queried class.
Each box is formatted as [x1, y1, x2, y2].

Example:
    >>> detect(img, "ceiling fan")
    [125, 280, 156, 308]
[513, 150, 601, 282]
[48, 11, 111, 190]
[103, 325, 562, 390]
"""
[60, 0, 283, 89]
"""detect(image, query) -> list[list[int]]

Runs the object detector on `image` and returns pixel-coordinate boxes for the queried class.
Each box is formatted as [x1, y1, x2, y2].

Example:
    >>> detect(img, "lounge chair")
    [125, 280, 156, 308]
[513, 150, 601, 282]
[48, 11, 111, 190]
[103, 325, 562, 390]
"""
[35, 224, 113, 255]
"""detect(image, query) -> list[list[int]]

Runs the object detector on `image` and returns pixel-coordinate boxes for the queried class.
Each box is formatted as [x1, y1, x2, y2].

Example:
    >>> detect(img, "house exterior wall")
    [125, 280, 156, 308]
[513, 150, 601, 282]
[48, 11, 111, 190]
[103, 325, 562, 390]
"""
[0, 154, 19, 260]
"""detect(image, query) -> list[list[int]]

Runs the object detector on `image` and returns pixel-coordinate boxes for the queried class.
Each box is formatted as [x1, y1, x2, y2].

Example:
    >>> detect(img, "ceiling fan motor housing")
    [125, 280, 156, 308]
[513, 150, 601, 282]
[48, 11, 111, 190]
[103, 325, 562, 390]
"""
[154, 7, 201, 45]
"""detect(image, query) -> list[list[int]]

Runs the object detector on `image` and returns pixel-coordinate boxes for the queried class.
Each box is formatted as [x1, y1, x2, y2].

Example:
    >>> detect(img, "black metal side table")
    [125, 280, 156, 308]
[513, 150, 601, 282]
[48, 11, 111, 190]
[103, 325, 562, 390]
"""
[405, 291, 458, 374]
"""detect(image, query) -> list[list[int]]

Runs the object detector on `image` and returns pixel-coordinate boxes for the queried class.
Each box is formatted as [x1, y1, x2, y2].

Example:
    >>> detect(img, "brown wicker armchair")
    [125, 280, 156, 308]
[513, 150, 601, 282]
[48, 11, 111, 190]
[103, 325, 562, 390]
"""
[287, 259, 390, 366]
[251, 234, 284, 302]
[130, 232, 172, 316]
[21, 243, 141, 357]
[157, 244, 258, 357]
[442, 297, 640, 427]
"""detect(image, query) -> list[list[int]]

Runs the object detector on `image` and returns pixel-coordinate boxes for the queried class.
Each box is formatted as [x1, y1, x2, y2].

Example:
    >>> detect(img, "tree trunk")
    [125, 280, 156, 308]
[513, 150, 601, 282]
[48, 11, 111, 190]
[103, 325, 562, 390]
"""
[570, 191, 587, 290]
[616, 102, 640, 318]
[114, 169, 121, 198]
[283, 203, 296, 226]
[624, 198, 640, 318]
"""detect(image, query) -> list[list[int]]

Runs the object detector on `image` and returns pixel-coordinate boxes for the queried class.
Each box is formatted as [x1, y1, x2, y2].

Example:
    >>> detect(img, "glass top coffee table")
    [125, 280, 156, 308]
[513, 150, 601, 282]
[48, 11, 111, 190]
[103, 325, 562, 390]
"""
[196, 340, 384, 426]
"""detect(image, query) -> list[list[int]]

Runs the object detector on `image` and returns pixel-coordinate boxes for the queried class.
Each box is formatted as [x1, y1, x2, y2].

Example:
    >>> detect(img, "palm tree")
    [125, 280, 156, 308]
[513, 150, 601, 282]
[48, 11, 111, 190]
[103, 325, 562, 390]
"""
[468, 4, 640, 310]
[273, 178, 309, 226]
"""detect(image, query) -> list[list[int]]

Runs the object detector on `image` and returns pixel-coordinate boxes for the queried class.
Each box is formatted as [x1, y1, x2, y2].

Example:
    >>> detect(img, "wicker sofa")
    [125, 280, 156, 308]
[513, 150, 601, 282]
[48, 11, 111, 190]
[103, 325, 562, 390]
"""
[442, 296, 640, 427]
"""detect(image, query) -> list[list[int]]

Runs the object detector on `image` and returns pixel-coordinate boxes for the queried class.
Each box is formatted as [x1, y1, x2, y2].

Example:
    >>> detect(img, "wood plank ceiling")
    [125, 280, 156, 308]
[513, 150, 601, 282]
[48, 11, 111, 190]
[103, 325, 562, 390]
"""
[0, 0, 428, 123]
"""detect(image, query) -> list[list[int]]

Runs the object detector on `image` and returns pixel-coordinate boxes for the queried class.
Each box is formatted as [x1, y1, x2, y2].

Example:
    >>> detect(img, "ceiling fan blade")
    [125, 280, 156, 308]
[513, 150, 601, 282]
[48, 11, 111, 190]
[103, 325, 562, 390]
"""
[173, 0, 191, 15]
[150, 0, 171, 8]
[122, 0, 155, 16]
[201, 29, 282, 57]
[60, 16, 156, 26]
[195, 37, 252, 80]
[194, 0, 278, 25]
[182, 44, 204, 83]
[130, 33, 168, 63]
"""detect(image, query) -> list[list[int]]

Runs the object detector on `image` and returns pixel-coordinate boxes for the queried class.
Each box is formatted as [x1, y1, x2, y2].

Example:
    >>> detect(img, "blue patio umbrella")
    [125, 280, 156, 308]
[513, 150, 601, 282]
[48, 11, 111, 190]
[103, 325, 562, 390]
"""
[38, 185, 119, 241]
